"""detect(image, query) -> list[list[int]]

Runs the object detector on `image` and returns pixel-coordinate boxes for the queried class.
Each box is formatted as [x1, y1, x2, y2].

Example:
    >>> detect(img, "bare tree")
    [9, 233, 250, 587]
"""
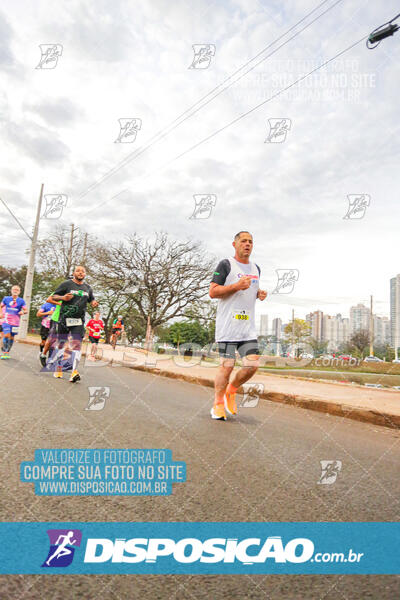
[346, 329, 371, 357]
[90, 232, 214, 332]
[37, 225, 95, 277]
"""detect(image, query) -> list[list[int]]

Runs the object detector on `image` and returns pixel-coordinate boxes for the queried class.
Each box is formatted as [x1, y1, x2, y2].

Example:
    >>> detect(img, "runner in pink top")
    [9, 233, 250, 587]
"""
[36, 301, 56, 353]
[0, 303, 5, 351]
[1, 285, 27, 358]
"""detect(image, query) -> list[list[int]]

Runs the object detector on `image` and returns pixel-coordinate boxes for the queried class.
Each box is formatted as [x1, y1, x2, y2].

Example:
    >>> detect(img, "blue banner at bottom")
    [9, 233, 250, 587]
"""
[0, 522, 398, 574]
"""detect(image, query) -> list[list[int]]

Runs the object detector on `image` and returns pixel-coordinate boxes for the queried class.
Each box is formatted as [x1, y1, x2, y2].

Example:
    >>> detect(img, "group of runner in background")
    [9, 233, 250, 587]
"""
[0, 266, 124, 384]
[1, 230, 265, 420]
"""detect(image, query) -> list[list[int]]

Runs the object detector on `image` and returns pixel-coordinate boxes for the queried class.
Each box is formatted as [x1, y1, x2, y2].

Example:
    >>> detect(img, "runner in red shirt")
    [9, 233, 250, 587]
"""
[86, 311, 104, 361]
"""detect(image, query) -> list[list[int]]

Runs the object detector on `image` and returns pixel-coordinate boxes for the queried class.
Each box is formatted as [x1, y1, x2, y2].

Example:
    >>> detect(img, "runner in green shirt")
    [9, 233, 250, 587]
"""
[39, 299, 61, 367]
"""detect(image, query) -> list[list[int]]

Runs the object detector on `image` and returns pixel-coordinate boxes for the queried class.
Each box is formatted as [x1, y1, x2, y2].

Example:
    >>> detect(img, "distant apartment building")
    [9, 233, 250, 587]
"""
[259, 314, 269, 336]
[272, 317, 283, 340]
[373, 315, 391, 346]
[384, 317, 391, 346]
[269, 317, 283, 355]
[306, 310, 324, 341]
[349, 303, 370, 335]
[323, 313, 350, 352]
[390, 274, 400, 350]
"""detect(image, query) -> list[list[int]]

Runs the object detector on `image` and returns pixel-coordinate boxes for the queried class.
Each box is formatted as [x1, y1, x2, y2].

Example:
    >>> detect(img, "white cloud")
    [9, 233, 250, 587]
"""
[0, 0, 399, 323]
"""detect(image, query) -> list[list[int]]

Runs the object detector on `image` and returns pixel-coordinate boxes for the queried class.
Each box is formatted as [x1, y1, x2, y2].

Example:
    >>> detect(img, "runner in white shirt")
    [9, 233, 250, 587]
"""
[209, 231, 267, 420]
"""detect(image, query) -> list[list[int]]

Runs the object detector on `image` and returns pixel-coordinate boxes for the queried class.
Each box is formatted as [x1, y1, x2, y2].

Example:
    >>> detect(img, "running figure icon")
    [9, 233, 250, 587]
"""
[45, 531, 77, 566]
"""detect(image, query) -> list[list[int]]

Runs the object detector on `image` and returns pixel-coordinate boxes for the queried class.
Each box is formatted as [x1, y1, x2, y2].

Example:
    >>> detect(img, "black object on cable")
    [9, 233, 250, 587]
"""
[367, 12, 400, 49]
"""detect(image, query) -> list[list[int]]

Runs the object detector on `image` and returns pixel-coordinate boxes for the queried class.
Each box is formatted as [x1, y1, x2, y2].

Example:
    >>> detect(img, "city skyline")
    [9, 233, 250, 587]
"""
[258, 273, 400, 350]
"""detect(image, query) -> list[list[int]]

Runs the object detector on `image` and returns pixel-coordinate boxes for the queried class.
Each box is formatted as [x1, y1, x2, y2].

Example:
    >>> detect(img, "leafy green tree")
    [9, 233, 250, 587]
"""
[283, 319, 311, 354]
[122, 307, 147, 344]
[0, 265, 26, 295]
[385, 345, 395, 362]
[307, 337, 328, 358]
[258, 334, 277, 355]
[0, 264, 57, 331]
[160, 321, 209, 348]
[184, 299, 216, 344]
[374, 343, 394, 361]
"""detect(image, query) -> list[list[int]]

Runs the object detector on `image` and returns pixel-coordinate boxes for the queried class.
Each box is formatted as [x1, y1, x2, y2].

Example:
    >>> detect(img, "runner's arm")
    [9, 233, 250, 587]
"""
[19, 301, 28, 315]
[209, 281, 241, 299]
[45, 297, 61, 305]
[51, 294, 72, 302]
[209, 259, 238, 299]
[49, 282, 71, 302]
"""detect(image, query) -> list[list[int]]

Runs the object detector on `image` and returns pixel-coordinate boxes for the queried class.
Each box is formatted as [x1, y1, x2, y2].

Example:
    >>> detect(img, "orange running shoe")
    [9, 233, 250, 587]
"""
[224, 389, 237, 416]
[53, 366, 63, 379]
[210, 404, 227, 421]
[69, 370, 81, 383]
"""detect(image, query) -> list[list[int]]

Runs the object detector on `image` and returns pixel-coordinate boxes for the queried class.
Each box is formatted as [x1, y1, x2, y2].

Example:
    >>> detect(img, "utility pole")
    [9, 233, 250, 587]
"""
[395, 281, 399, 361]
[369, 295, 374, 356]
[19, 184, 44, 340]
[82, 232, 88, 267]
[66, 223, 78, 277]
[292, 308, 295, 357]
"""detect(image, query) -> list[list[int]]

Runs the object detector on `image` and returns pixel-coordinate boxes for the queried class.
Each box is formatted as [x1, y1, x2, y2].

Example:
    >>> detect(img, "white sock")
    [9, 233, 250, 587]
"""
[48, 347, 65, 366]
[72, 350, 81, 371]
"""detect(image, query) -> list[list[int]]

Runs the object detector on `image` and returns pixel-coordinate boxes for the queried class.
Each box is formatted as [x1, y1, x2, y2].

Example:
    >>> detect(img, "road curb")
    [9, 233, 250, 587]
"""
[18, 339, 400, 430]
[118, 363, 400, 430]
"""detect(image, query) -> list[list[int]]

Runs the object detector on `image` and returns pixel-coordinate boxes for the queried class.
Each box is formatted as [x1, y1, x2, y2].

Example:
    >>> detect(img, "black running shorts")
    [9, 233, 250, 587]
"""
[217, 339, 260, 359]
[40, 325, 50, 340]
[56, 321, 85, 339]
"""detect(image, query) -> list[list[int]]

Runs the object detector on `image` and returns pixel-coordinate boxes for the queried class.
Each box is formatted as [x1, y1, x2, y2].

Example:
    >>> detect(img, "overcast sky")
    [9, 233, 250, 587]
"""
[1, 0, 399, 325]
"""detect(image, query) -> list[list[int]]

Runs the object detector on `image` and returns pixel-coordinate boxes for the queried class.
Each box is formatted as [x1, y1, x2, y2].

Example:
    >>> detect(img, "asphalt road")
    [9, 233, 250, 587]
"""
[0, 343, 399, 599]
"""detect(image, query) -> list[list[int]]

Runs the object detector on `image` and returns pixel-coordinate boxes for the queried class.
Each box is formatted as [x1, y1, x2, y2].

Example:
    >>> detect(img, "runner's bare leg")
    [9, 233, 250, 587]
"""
[229, 354, 259, 388]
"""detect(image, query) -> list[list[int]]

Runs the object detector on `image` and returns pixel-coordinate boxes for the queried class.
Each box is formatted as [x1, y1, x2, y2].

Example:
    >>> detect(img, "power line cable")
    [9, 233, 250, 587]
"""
[85, 34, 366, 215]
[0, 196, 32, 241]
[160, 36, 366, 170]
[77, 0, 343, 201]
